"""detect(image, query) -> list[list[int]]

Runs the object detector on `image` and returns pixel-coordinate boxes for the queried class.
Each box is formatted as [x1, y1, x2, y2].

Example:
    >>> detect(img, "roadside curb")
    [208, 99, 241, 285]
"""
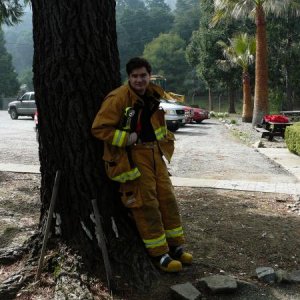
[1, 160, 300, 195]
[257, 148, 300, 181]
[171, 176, 300, 195]
[0, 163, 40, 174]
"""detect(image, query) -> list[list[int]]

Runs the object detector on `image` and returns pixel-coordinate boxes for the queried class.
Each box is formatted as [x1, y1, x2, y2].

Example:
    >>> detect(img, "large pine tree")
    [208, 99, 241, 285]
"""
[31, 0, 158, 292]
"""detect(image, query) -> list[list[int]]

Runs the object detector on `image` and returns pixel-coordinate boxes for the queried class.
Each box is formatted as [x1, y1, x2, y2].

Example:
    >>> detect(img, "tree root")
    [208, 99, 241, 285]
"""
[0, 241, 112, 300]
[0, 225, 159, 299]
[0, 266, 35, 299]
[0, 232, 40, 265]
[0, 247, 27, 265]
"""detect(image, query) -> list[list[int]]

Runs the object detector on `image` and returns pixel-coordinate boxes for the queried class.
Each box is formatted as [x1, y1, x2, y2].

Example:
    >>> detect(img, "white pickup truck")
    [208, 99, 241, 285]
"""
[160, 99, 185, 132]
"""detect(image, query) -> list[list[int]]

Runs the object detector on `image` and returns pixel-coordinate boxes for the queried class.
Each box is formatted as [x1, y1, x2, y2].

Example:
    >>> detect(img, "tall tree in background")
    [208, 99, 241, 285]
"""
[186, 0, 242, 111]
[3, 12, 33, 75]
[186, 1, 220, 110]
[217, 33, 256, 122]
[117, 0, 173, 79]
[143, 33, 189, 93]
[172, 0, 200, 42]
[117, 0, 150, 78]
[213, 0, 300, 125]
[146, 0, 174, 38]
[0, 0, 24, 97]
[0, 28, 19, 96]
[268, 13, 300, 111]
[31, 0, 158, 295]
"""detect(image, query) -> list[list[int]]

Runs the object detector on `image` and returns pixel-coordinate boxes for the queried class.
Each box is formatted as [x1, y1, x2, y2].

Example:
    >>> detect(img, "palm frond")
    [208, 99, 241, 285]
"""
[213, 0, 255, 24]
[263, 0, 290, 15]
[213, 0, 300, 22]
[217, 32, 255, 72]
[0, 0, 24, 26]
[216, 59, 234, 72]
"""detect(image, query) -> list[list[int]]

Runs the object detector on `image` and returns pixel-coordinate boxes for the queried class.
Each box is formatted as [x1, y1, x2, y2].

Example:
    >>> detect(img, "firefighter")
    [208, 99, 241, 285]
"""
[91, 57, 192, 272]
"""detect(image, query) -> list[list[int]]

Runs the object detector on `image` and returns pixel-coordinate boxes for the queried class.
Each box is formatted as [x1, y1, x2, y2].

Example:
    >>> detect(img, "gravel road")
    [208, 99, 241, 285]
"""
[0, 111, 38, 165]
[0, 111, 297, 183]
[169, 119, 297, 183]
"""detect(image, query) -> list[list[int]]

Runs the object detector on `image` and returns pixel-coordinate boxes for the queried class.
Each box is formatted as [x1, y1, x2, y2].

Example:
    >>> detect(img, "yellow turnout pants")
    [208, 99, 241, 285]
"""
[119, 141, 185, 257]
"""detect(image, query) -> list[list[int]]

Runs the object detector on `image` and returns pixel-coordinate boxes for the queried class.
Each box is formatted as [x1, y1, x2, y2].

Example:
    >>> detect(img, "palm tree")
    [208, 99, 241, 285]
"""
[217, 33, 256, 122]
[213, 0, 300, 126]
[0, 0, 24, 25]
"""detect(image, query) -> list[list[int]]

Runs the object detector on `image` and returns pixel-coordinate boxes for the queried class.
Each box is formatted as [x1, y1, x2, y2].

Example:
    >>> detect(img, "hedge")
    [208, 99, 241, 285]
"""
[285, 122, 300, 155]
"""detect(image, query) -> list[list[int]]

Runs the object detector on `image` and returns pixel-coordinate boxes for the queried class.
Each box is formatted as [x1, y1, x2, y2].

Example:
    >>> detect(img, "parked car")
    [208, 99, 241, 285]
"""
[160, 99, 185, 132]
[191, 105, 210, 123]
[8, 91, 36, 119]
[182, 105, 194, 124]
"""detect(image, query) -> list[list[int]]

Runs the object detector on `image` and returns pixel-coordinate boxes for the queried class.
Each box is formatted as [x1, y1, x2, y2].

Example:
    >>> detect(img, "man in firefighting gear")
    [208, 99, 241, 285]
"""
[92, 57, 192, 272]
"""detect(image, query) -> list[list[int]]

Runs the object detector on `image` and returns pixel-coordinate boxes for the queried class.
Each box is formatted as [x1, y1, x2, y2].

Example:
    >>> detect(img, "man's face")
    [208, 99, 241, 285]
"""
[128, 67, 151, 95]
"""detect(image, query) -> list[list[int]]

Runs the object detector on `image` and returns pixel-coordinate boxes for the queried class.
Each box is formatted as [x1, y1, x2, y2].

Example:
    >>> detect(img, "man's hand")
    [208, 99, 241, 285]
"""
[126, 132, 138, 146]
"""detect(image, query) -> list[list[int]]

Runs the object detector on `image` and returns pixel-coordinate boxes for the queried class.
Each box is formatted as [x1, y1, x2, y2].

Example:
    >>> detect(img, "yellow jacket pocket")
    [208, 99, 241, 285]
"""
[103, 144, 141, 183]
[158, 130, 175, 162]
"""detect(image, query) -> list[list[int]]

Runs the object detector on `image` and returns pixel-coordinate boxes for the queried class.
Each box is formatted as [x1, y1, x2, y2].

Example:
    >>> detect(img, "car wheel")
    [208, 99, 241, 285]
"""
[10, 109, 18, 120]
[168, 124, 179, 132]
[196, 120, 203, 124]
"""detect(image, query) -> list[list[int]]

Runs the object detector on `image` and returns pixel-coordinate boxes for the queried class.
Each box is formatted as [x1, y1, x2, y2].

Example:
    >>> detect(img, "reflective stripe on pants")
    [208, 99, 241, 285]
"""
[128, 142, 185, 256]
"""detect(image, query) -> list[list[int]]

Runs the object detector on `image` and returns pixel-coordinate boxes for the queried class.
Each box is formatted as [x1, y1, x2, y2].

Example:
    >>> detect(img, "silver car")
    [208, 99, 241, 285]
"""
[8, 92, 36, 119]
[160, 99, 186, 132]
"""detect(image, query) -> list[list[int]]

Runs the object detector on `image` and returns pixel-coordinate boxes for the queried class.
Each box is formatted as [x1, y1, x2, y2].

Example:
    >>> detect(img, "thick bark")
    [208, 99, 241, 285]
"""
[242, 71, 252, 123]
[31, 0, 158, 290]
[252, 5, 269, 126]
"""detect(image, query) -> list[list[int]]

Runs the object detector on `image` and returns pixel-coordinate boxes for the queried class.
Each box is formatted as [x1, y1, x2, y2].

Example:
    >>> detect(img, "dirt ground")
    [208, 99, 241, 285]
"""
[1, 172, 300, 299]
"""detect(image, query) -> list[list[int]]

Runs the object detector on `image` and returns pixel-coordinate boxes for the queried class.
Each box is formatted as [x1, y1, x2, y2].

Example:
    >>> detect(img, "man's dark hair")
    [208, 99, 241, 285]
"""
[126, 57, 152, 75]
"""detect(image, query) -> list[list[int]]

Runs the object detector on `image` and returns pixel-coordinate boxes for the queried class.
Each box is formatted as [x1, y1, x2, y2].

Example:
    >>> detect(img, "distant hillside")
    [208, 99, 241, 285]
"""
[142, 0, 176, 9]
[165, 0, 176, 9]
[2, 0, 177, 75]
[3, 11, 33, 74]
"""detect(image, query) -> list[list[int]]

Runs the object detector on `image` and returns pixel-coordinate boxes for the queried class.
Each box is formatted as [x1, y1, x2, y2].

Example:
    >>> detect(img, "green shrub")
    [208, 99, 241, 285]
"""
[210, 111, 216, 117]
[217, 112, 224, 118]
[285, 123, 300, 155]
[230, 119, 237, 124]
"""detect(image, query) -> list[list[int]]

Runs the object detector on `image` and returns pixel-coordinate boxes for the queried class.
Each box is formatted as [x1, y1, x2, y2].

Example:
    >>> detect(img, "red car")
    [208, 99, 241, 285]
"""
[182, 105, 194, 124]
[192, 107, 210, 123]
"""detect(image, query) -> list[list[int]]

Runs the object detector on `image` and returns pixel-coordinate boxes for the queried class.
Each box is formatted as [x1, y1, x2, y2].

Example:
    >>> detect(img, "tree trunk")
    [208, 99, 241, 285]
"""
[242, 71, 252, 123]
[208, 87, 213, 111]
[31, 0, 158, 290]
[227, 84, 236, 114]
[252, 4, 269, 126]
[285, 67, 293, 111]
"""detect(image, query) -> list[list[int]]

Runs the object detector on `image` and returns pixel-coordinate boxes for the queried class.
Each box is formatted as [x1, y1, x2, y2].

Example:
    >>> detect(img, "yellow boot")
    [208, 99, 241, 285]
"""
[170, 246, 193, 265]
[155, 254, 182, 272]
